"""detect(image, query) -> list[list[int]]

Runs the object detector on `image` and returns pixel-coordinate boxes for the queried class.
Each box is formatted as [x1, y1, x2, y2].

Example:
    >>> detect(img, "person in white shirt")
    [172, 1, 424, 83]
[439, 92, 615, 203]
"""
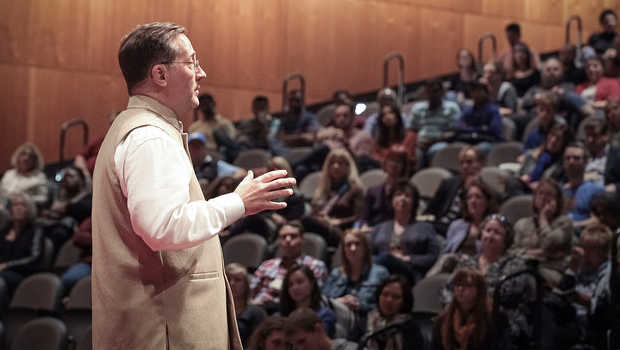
[91, 22, 295, 349]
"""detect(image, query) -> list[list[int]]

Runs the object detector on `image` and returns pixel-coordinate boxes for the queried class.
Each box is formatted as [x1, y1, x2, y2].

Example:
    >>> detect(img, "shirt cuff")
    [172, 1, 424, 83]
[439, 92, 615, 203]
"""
[209, 192, 245, 225]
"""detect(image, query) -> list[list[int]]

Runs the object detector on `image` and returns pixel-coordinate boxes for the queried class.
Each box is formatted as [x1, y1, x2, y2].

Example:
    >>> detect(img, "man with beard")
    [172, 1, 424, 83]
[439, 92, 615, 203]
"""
[521, 58, 594, 136]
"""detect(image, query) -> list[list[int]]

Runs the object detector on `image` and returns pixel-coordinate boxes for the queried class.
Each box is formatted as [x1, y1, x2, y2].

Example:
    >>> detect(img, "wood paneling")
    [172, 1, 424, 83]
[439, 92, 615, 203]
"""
[2, 0, 619, 170]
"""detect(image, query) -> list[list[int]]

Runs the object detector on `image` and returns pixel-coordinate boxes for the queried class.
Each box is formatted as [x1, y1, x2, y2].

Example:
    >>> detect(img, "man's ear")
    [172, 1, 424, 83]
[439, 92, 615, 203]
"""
[151, 64, 168, 87]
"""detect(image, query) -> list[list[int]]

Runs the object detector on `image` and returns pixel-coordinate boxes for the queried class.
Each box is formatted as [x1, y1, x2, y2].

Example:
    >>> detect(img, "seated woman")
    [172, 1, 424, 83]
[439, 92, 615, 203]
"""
[225, 263, 267, 347]
[360, 147, 410, 228]
[226, 157, 305, 243]
[371, 180, 439, 284]
[510, 178, 574, 286]
[370, 103, 416, 164]
[428, 180, 499, 276]
[323, 228, 389, 317]
[301, 149, 364, 247]
[248, 315, 286, 350]
[508, 42, 541, 97]
[280, 264, 336, 338]
[60, 217, 93, 295]
[439, 214, 530, 347]
[448, 48, 479, 104]
[0, 143, 49, 208]
[576, 55, 620, 111]
[519, 123, 573, 190]
[433, 267, 496, 350]
[364, 275, 424, 350]
[480, 60, 518, 114]
[39, 165, 92, 250]
[0, 192, 44, 295]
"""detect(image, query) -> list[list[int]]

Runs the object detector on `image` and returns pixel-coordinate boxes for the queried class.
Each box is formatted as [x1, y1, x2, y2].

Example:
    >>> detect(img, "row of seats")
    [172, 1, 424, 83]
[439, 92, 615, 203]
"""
[0, 273, 91, 350]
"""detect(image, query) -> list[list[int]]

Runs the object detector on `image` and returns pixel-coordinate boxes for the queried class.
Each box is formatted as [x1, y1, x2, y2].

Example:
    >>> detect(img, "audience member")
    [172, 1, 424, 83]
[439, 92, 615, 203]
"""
[302, 149, 364, 247]
[479, 60, 518, 114]
[455, 82, 504, 153]
[60, 217, 92, 295]
[511, 178, 574, 286]
[187, 132, 245, 186]
[323, 228, 389, 316]
[424, 146, 484, 235]
[225, 263, 268, 347]
[371, 180, 439, 284]
[576, 55, 620, 111]
[0, 143, 49, 208]
[73, 110, 119, 179]
[39, 165, 92, 250]
[285, 307, 358, 350]
[280, 264, 336, 338]
[509, 42, 541, 97]
[360, 147, 410, 228]
[518, 123, 573, 189]
[188, 93, 237, 151]
[429, 180, 499, 276]
[0, 192, 44, 295]
[433, 267, 496, 350]
[364, 275, 424, 350]
[248, 315, 287, 350]
[204, 176, 239, 200]
[561, 143, 605, 231]
[363, 88, 410, 137]
[447, 48, 479, 103]
[277, 90, 321, 149]
[439, 215, 528, 346]
[251, 221, 327, 312]
[228, 95, 274, 158]
[292, 101, 375, 181]
[587, 9, 619, 55]
[370, 103, 417, 164]
[410, 79, 461, 165]
[559, 44, 588, 85]
[562, 223, 613, 348]
[605, 99, 620, 192]
[583, 117, 611, 186]
[521, 91, 566, 153]
[499, 23, 541, 78]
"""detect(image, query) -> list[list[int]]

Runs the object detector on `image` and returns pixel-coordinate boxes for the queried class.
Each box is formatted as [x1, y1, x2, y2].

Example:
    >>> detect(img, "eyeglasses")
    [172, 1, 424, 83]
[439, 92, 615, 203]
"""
[161, 60, 201, 72]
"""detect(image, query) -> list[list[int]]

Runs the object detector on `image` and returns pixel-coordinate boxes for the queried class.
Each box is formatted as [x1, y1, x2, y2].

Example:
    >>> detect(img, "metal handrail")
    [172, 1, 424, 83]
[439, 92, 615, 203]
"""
[610, 230, 619, 350]
[383, 52, 405, 105]
[59, 119, 89, 162]
[358, 321, 406, 350]
[565, 15, 583, 66]
[478, 32, 497, 67]
[492, 260, 544, 350]
[281, 72, 306, 112]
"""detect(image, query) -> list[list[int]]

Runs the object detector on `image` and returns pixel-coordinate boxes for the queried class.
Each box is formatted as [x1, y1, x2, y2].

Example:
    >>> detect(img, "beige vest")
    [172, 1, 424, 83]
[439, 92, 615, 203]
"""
[91, 96, 241, 350]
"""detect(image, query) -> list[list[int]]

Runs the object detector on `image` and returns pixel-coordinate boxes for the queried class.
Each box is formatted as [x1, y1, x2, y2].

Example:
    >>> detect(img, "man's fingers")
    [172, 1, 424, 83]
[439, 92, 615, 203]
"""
[263, 201, 288, 211]
[262, 177, 297, 191]
[265, 189, 294, 200]
[255, 169, 290, 182]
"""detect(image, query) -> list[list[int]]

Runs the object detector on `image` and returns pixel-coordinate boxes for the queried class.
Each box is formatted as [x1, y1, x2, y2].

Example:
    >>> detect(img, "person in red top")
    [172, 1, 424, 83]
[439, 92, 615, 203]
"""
[576, 56, 620, 111]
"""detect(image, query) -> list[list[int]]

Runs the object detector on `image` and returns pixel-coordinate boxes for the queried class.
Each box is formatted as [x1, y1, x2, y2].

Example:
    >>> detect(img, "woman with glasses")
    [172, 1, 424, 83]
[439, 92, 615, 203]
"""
[510, 178, 574, 286]
[433, 267, 496, 350]
[323, 228, 389, 317]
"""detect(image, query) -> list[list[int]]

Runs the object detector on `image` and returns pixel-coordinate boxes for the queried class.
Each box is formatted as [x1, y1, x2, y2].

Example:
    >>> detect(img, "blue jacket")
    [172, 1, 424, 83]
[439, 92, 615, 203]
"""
[323, 263, 389, 316]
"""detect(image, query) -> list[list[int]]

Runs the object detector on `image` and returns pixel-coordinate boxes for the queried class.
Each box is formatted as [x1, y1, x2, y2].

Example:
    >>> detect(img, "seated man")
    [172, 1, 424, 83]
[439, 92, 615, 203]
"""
[276, 90, 322, 150]
[251, 221, 327, 313]
[455, 82, 504, 153]
[498, 23, 541, 77]
[424, 146, 484, 236]
[187, 132, 245, 186]
[521, 91, 566, 153]
[285, 307, 358, 350]
[583, 118, 611, 186]
[410, 79, 461, 166]
[561, 143, 605, 231]
[188, 93, 237, 151]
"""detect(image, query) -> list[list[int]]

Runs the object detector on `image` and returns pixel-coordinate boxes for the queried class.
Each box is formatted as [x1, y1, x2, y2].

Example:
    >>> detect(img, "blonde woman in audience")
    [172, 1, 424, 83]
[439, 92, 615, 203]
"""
[0, 143, 49, 208]
[302, 148, 364, 247]
[225, 263, 267, 347]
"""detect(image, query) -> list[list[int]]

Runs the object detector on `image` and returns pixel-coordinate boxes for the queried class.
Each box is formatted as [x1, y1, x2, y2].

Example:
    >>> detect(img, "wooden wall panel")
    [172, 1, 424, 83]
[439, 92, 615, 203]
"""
[0, 1, 32, 64]
[417, 8, 464, 79]
[481, 0, 525, 19]
[0, 65, 29, 170]
[524, 0, 563, 26]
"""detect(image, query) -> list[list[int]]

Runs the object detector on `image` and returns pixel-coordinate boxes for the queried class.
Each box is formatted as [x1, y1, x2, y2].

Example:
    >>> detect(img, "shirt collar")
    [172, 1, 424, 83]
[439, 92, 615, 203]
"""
[127, 95, 183, 132]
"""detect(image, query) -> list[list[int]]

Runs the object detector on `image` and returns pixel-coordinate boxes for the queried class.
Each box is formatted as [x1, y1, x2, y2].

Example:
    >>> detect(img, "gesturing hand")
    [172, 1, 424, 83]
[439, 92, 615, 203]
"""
[234, 170, 297, 216]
